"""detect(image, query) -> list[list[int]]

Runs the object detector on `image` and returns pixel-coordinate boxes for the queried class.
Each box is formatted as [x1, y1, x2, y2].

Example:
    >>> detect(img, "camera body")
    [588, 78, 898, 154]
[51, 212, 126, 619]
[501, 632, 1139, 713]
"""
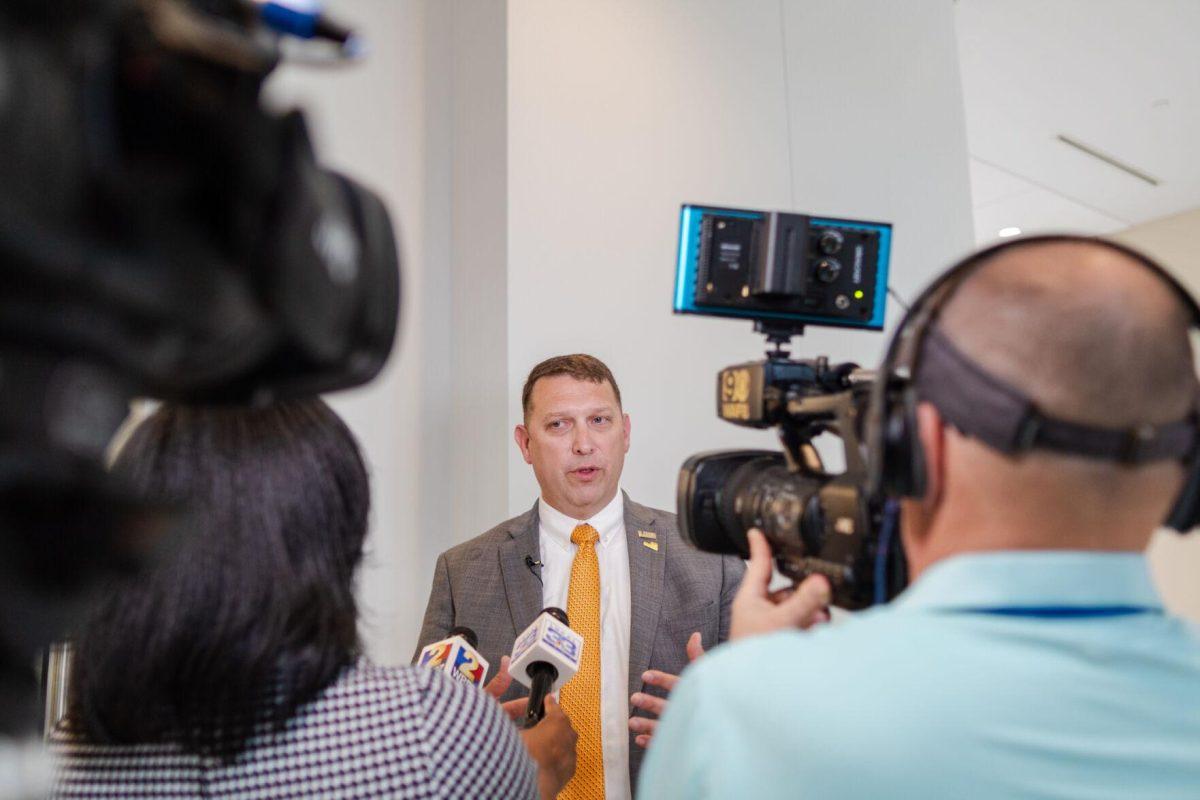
[673, 205, 906, 609]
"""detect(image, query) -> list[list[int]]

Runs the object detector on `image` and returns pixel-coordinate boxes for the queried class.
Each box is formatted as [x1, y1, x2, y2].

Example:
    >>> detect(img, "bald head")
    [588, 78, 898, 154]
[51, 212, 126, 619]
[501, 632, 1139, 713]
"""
[937, 240, 1196, 428]
[901, 239, 1197, 568]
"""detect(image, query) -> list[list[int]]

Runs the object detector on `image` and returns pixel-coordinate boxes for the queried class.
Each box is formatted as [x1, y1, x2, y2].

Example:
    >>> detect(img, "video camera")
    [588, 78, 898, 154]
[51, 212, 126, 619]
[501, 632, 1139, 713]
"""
[673, 204, 906, 609]
[0, 0, 400, 734]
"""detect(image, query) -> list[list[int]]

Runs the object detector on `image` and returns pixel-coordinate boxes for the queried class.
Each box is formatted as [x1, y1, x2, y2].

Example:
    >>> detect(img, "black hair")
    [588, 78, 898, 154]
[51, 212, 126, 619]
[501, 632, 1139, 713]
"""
[68, 399, 370, 754]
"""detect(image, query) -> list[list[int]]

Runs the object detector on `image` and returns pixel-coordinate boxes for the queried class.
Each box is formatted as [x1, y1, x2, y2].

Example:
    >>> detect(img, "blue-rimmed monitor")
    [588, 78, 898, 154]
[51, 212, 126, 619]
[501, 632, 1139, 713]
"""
[674, 204, 892, 332]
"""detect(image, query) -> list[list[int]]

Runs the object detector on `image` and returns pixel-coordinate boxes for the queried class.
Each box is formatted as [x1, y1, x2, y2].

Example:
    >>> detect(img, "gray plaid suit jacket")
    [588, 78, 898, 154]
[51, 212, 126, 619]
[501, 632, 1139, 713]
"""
[413, 492, 745, 791]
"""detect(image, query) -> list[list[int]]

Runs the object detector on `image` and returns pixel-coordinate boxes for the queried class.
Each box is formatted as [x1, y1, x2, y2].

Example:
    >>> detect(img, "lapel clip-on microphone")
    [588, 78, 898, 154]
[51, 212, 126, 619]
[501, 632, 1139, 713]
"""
[524, 555, 544, 582]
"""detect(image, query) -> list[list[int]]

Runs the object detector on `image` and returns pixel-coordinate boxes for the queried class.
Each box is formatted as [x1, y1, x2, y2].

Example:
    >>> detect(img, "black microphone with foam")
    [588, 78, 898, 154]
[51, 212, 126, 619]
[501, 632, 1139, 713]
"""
[523, 610, 564, 728]
[507, 607, 582, 728]
[449, 625, 478, 649]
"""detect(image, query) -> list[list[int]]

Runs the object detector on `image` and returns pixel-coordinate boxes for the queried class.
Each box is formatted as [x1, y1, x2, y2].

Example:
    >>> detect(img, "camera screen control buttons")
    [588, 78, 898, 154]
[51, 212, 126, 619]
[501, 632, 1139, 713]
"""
[815, 258, 842, 284]
[817, 229, 844, 255]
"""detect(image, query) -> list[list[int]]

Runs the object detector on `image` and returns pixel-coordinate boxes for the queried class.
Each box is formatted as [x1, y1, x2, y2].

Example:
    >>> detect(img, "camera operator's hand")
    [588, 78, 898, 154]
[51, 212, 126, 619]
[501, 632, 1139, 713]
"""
[731, 529, 831, 641]
[627, 631, 705, 749]
[514, 695, 577, 800]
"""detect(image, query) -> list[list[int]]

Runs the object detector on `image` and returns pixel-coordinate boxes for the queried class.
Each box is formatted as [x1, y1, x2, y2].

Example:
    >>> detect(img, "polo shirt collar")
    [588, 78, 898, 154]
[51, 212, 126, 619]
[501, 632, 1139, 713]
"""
[894, 550, 1163, 613]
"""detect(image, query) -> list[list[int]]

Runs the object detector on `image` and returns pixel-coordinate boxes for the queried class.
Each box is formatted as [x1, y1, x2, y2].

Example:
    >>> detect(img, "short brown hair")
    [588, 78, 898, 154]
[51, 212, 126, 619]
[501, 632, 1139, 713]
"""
[522, 354, 622, 419]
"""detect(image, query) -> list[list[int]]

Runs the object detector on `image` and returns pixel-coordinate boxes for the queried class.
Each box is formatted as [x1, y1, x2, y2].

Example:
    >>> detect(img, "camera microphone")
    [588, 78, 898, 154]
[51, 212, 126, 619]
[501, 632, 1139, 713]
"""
[508, 608, 582, 728]
[416, 625, 490, 687]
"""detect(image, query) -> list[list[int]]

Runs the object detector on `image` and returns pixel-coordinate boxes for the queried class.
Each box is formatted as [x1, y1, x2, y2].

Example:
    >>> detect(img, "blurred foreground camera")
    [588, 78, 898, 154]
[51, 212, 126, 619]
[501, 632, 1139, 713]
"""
[0, 0, 400, 738]
[673, 205, 905, 609]
[1, 0, 400, 406]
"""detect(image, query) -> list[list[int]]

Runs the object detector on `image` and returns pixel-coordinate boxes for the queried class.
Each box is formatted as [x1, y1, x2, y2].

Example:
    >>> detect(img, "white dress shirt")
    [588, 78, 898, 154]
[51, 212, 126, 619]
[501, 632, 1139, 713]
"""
[538, 491, 632, 800]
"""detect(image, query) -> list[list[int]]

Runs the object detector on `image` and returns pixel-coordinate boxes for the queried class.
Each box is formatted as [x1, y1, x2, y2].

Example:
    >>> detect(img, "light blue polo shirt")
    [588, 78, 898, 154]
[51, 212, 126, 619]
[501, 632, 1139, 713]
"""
[639, 552, 1200, 799]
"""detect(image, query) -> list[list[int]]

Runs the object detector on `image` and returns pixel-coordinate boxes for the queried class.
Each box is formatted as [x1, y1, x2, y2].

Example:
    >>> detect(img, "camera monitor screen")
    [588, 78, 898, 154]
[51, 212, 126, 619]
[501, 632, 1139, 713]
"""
[673, 204, 892, 330]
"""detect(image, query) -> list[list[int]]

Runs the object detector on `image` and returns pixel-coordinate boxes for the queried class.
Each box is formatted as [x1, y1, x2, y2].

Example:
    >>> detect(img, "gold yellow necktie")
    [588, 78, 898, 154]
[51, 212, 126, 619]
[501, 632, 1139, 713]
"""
[558, 523, 605, 799]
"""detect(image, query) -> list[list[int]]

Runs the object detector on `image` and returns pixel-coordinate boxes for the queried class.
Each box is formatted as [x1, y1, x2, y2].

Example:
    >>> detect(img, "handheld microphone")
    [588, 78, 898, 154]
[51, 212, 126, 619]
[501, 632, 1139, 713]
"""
[416, 625, 490, 687]
[508, 607, 583, 728]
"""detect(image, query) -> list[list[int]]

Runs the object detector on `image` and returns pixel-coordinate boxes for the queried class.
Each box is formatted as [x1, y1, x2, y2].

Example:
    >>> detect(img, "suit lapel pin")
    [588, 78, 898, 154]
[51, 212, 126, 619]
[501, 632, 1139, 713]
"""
[637, 530, 657, 539]
[642, 540, 659, 552]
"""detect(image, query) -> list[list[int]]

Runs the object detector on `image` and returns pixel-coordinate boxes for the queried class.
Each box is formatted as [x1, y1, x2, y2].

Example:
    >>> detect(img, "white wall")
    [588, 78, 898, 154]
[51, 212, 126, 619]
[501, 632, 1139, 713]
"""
[442, 1, 513, 548]
[216, 1, 1200, 662]
[263, 0, 976, 662]
[1113, 207, 1200, 623]
[267, 0, 515, 663]
[266, 0, 441, 664]
[506, 0, 975, 514]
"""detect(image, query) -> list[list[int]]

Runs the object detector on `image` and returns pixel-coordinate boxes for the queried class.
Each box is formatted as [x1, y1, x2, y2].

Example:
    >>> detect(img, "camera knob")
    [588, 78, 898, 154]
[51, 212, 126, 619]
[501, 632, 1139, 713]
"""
[815, 258, 841, 284]
[817, 229, 844, 255]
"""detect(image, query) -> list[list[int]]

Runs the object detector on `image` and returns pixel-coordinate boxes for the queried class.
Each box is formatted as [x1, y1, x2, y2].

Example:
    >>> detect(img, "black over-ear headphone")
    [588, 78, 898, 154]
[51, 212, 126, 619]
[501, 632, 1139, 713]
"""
[865, 234, 1200, 532]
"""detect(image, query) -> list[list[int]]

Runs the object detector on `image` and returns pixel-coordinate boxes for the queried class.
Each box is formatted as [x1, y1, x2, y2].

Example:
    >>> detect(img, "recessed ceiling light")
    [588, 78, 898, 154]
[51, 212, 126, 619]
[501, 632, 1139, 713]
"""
[998, 227, 1021, 238]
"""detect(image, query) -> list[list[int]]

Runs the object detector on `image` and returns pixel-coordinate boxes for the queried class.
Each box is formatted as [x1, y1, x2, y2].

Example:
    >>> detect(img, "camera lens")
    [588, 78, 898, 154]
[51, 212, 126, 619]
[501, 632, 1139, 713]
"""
[678, 450, 822, 560]
[752, 475, 805, 541]
[815, 258, 841, 284]
[817, 229, 844, 255]
[800, 494, 827, 555]
[729, 459, 823, 550]
[677, 451, 776, 557]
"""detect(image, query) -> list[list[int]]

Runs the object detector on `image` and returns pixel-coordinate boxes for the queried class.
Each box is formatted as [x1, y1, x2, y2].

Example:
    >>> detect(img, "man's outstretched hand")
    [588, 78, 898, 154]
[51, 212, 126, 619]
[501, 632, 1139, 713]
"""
[627, 531, 830, 752]
[483, 655, 513, 699]
[627, 631, 705, 749]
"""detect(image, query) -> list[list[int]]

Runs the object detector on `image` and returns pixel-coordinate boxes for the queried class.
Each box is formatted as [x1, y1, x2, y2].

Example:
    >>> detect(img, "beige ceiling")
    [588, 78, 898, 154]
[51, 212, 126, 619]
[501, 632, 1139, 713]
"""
[955, 0, 1200, 243]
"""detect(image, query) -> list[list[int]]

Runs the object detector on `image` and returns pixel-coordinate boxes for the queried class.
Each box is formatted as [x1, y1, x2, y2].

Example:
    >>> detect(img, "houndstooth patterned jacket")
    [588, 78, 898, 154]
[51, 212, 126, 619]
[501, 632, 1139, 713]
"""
[49, 659, 537, 799]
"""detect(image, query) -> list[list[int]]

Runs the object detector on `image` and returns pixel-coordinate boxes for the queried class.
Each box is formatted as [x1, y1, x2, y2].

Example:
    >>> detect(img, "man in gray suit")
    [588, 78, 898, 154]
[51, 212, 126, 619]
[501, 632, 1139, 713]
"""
[415, 354, 744, 799]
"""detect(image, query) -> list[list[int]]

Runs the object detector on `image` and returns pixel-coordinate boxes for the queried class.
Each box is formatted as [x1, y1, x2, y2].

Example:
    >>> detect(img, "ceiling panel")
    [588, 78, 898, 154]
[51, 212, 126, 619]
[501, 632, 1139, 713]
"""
[969, 158, 1035, 207]
[956, 0, 1200, 239]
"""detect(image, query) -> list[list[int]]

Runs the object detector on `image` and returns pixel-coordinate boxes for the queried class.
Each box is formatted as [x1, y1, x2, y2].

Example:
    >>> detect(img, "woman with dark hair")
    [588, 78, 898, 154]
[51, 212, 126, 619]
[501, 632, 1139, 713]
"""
[50, 399, 546, 798]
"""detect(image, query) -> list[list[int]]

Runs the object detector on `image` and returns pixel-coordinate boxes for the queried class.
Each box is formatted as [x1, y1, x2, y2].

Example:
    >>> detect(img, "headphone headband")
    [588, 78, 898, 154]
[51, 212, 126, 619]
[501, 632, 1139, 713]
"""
[866, 233, 1200, 532]
[916, 325, 1198, 463]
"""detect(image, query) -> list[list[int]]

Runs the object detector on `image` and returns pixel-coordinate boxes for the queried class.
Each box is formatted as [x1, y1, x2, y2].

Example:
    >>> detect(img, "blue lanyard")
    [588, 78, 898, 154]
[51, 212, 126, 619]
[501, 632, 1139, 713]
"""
[959, 605, 1162, 619]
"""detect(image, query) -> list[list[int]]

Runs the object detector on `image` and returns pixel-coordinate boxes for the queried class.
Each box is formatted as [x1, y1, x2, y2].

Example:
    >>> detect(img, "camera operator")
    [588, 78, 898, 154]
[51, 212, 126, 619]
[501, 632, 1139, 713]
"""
[640, 237, 1200, 798]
